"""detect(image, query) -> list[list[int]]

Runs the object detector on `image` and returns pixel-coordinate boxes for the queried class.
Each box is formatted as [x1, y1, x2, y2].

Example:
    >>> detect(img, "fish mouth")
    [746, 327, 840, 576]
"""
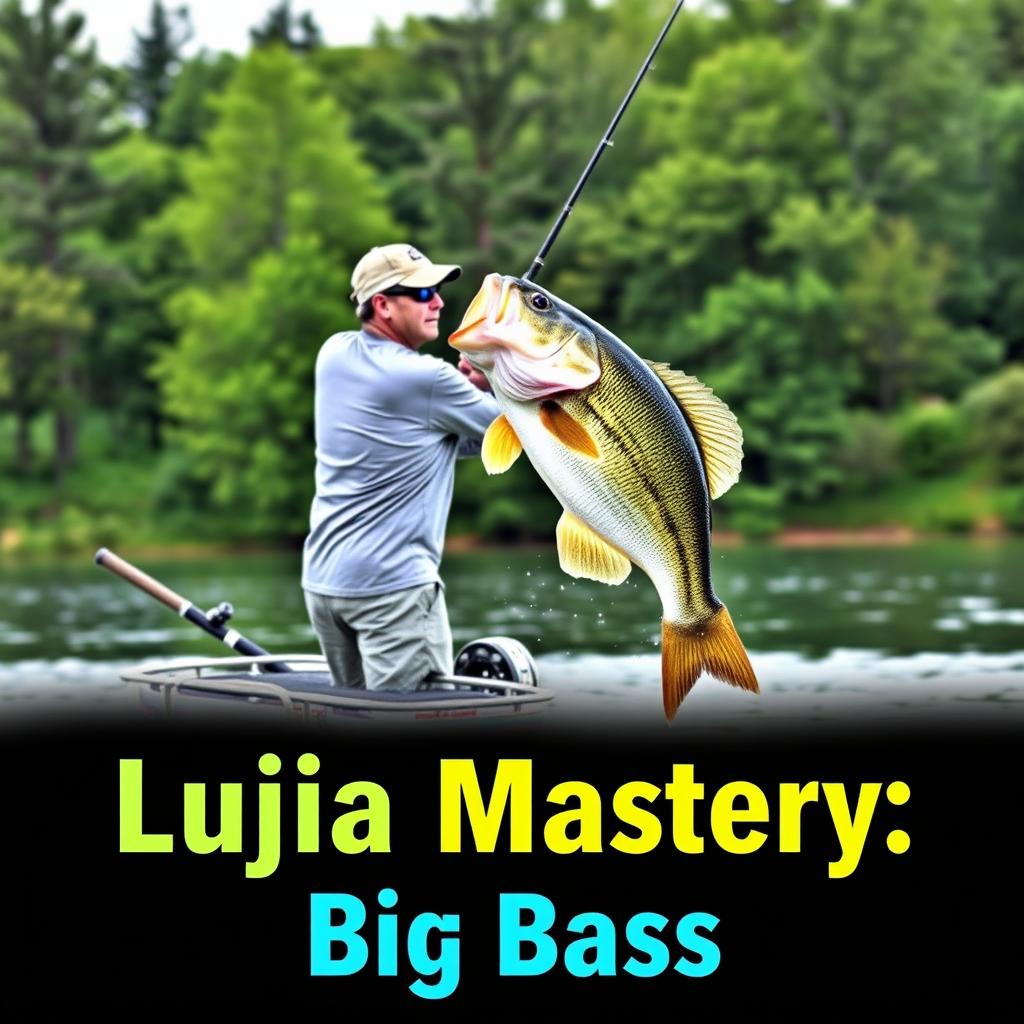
[449, 273, 509, 352]
[449, 274, 493, 351]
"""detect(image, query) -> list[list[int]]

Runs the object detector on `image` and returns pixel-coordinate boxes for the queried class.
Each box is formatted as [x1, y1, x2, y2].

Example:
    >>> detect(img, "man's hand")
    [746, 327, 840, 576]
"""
[458, 355, 491, 393]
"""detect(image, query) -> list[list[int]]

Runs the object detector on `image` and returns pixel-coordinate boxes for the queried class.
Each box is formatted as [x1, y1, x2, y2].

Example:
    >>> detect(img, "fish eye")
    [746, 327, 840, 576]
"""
[529, 292, 551, 311]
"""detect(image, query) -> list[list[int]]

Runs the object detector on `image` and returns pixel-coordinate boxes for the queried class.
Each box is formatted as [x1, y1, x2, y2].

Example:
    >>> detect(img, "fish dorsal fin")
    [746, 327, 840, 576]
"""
[556, 510, 631, 585]
[539, 401, 600, 459]
[482, 414, 522, 475]
[644, 360, 743, 499]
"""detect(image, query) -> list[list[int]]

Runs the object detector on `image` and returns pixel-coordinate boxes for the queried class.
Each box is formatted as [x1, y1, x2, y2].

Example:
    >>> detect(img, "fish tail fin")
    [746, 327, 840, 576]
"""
[661, 606, 759, 721]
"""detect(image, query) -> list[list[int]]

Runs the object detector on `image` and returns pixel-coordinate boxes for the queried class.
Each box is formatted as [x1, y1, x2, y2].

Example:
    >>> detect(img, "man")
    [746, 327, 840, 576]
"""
[302, 243, 498, 691]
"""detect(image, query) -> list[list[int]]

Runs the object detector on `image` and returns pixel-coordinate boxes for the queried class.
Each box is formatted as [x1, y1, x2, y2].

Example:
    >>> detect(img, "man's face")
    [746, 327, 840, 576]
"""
[378, 287, 445, 349]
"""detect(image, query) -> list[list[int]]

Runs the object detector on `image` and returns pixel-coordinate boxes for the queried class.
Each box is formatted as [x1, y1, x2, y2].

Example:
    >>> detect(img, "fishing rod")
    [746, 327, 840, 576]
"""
[94, 547, 289, 672]
[522, 0, 686, 283]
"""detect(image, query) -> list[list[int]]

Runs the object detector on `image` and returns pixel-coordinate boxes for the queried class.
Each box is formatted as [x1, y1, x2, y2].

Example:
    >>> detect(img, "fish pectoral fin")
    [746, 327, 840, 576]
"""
[556, 510, 631, 585]
[645, 360, 743, 500]
[539, 401, 600, 459]
[481, 414, 523, 475]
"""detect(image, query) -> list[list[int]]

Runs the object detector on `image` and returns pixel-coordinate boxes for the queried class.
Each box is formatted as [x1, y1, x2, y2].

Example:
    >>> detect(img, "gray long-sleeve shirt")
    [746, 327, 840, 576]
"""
[302, 329, 499, 598]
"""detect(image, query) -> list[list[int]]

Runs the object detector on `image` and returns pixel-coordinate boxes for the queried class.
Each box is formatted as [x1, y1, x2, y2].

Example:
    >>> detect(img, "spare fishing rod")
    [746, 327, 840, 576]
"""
[522, 0, 686, 283]
[94, 547, 289, 672]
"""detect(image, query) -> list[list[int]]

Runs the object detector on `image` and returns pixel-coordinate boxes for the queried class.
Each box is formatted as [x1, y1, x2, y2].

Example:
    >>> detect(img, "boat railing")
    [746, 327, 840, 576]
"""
[120, 653, 551, 720]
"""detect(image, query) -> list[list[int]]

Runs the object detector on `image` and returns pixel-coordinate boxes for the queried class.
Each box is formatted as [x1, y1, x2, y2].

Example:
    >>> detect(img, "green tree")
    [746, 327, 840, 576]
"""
[592, 37, 846, 345]
[156, 50, 237, 148]
[128, 1, 192, 134]
[522, 0, 692, 306]
[983, 83, 1024, 359]
[990, 0, 1024, 77]
[714, 0, 828, 43]
[250, 1, 322, 53]
[810, 0, 994, 320]
[407, 0, 550, 302]
[765, 194, 876, 285]
[87, 132, 187, 447]
[169, 46, 395, 283]
[312, 40, 443, 232]
[154, 235, 350, 535]
[0, 261, 91, 472]
[831, 410, 900, 493]
[895, 402, 968, 478]
[684, 269, 848, 505]
[843, 219, 1001, 410]
[0, 0, 120, 484]
[156, 49, 397, 535]
[963, 366, 1024, 484]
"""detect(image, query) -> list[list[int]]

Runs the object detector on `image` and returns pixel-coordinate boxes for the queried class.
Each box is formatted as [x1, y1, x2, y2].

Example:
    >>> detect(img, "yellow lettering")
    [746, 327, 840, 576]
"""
[710, 781, 768, 854]
[779, 782, 819, 853]
[439, 759, 532, 852]
[666, 764, 704, 853]
[610, 781, 662, 854]
[332, 781, 391, 853]
[823, 782, 882, 879]
[119, 759, 173, 853]
[545, 781, 603, 853]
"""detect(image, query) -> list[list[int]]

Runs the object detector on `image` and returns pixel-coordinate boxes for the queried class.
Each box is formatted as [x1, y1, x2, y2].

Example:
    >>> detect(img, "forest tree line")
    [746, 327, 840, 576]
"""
[1, 0, 1023, 553]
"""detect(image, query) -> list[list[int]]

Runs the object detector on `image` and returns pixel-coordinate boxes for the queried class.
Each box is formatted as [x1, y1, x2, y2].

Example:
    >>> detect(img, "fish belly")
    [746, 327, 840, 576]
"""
[502, 398, 715, 626]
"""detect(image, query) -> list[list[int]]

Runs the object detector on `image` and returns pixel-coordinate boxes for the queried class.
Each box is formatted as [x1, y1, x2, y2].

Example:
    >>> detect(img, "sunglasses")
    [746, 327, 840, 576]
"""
[381, 285, 440, 302]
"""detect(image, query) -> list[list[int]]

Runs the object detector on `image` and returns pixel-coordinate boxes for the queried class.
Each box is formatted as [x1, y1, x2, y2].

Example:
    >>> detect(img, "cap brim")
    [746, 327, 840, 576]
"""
[398, 264, 461, 288]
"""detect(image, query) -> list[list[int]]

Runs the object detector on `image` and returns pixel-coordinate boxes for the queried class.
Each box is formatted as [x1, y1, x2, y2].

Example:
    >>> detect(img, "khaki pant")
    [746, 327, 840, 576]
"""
[304, 583, 452, 691]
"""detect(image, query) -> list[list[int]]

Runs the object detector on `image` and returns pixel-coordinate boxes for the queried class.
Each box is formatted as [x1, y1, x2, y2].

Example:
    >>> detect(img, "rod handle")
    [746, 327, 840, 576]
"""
[94, 548, 187, 614]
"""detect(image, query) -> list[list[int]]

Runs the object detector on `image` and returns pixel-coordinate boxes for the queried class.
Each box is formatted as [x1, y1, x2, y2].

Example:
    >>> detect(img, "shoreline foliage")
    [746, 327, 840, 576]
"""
[0, 0, 1021, 553]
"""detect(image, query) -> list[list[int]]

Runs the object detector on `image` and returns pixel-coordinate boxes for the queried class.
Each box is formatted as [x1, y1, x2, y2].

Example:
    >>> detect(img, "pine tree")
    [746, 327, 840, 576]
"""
[128, 1, 192, 134]
[0, 261, 90, 473]
[0, 0, 120, 486]
[250, 1, 323, 53]
[156, 51, 237, 148]
[408, 0, 549, 295]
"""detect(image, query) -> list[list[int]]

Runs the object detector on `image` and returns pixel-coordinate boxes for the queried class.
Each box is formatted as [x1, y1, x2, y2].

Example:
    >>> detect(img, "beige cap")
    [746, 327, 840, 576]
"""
[350, 243, 461, 305]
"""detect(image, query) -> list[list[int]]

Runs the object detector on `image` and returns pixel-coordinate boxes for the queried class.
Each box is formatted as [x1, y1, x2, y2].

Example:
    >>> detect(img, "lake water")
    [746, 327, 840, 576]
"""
[2, 541, 1022, 729]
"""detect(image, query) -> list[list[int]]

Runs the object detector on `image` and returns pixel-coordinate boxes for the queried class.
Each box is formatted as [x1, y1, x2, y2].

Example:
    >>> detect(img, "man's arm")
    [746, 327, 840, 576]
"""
[428, 360, 500, 445]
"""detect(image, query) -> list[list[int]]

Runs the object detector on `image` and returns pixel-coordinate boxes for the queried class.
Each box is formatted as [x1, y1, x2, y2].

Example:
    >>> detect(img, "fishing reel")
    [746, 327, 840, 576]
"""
[204, 602, 234, 628]
[453, 636, 539, 688]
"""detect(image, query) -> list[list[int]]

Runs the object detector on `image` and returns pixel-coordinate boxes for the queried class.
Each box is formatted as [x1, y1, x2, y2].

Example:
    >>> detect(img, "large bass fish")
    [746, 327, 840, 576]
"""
[450, 273, 758, 720]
